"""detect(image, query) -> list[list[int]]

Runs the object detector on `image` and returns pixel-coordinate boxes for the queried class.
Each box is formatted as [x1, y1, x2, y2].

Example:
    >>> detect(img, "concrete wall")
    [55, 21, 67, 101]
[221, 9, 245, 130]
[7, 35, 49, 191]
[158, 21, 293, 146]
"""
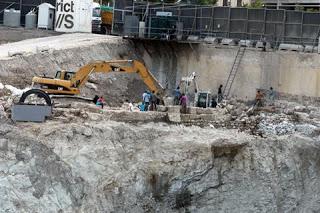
[133, 41, 178, 90]
[171, 44, 320, 99]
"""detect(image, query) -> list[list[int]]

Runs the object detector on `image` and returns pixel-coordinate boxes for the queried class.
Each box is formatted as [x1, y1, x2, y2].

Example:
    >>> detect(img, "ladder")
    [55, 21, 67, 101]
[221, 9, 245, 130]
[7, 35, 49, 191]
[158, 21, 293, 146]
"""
[223, 46, 246, 98]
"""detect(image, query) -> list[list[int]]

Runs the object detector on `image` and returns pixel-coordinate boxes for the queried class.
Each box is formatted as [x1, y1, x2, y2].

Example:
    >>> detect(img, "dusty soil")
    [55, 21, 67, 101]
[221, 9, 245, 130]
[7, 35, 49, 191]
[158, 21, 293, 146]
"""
[0, 26, 62, 45]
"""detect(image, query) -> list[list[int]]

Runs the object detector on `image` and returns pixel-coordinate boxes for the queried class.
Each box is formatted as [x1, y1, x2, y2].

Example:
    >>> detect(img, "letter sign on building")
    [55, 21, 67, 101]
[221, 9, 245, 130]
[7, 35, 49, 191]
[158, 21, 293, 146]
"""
[55, 0, 92, 32]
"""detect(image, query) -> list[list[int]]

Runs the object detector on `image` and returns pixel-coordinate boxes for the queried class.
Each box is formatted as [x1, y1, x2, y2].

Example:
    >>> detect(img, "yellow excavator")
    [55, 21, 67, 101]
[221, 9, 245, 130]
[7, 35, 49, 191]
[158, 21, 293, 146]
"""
[13, 60, 165, 122]
[31, 60, 165, 98]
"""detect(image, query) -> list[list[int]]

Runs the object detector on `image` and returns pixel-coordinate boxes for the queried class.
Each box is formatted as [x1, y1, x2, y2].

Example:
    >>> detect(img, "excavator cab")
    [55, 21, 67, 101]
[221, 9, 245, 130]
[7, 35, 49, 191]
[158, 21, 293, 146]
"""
[55, 71, 75, 80]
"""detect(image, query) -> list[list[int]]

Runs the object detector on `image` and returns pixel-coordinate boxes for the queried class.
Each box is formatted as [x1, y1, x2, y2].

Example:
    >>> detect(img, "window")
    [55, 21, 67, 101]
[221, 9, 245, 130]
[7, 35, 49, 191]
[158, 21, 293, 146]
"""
[93, 8, 101, 17]
[55, 71, 61, 79]
[64, 72, 75, 80]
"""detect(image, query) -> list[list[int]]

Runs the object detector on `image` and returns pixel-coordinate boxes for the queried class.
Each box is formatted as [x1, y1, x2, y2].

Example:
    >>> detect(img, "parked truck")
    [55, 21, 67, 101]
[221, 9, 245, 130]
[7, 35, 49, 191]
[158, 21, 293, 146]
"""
[92, 3, 113, 34]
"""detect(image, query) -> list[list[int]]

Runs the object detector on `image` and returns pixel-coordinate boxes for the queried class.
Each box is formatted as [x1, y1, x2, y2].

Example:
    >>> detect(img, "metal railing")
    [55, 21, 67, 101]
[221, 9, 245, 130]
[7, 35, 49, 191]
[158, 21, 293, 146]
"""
[0, 2, 14, 14]
[0, 2, 14, 25]
[113, 4, 320, 49]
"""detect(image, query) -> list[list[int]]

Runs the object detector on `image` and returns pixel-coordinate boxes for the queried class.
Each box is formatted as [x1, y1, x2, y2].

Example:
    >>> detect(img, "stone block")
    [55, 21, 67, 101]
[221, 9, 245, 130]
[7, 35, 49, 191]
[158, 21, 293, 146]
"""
[167, 106, 181, 113]
[187, 35, 199, 41]
[203, 37, 218, 44]
[304, 45, 317, 53]
[157, 105, 168, 112]
[239, 40, 253, 47]
[221, 38, 236, 46]
[256, 41, 271, 50]
[163, 97, 174, 106]
[278, 43, 304, 52]
[196, 107, 215, 114]
[187, 107, 197, 114]
[36, 46, 50, 53]
[8, 50, 27, 57]
[168, 113, 181, 123]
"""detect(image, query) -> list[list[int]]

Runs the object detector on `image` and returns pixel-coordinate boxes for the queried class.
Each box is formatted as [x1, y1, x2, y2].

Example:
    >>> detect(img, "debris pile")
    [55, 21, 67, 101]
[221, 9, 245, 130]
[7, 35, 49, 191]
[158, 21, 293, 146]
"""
[0, 84, 319, 212]
[219, 99, 320, 138]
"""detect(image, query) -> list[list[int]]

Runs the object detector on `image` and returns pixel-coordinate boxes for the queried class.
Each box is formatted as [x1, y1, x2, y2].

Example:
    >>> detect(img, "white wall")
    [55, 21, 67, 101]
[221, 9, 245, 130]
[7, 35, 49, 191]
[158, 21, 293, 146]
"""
[55, 0, 92, 33]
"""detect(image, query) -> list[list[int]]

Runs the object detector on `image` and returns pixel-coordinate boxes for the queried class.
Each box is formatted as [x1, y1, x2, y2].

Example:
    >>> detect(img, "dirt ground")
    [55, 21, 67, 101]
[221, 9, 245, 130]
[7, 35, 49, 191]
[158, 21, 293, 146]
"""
[0, 26, 62, 44]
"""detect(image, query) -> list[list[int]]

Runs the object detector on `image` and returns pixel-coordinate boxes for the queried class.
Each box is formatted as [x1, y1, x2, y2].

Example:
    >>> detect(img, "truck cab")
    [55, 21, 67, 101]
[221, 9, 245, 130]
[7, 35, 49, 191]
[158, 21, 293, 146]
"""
[92, 2, 102, 33]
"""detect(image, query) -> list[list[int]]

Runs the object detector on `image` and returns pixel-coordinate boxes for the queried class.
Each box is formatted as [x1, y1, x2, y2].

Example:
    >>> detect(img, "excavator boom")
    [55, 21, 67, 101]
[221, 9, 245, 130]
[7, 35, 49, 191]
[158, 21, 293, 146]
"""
[32, 60, 165, 98]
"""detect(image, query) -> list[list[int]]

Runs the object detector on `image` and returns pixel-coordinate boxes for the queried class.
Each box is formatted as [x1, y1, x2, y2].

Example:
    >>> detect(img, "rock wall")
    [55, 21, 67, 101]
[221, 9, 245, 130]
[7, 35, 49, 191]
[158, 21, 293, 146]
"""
[1, 121, 320, 212]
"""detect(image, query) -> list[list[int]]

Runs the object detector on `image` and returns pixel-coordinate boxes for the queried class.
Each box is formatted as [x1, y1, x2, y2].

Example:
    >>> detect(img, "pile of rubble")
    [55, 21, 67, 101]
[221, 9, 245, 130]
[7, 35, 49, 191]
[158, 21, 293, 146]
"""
[1, 100, 320, 212]
[0, 85, 319, 212]
[221, 99, 320, 138]
[0, 82, 319, 140]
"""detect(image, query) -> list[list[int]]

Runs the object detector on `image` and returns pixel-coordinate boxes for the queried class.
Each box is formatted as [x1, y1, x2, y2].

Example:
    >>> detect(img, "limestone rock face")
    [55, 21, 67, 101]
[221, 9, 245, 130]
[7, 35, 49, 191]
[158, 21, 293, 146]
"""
[0, 121, 320, 212]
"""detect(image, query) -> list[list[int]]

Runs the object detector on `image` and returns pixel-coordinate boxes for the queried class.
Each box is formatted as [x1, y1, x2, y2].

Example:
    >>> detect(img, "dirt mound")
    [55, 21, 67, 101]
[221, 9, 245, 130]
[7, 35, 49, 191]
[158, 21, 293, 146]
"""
[82, 72, 148, 107]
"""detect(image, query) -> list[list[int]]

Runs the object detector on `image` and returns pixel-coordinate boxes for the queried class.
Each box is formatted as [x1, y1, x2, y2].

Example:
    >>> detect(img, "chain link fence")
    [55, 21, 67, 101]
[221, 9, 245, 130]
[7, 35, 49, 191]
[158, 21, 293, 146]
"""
[113, 2, 320, 48]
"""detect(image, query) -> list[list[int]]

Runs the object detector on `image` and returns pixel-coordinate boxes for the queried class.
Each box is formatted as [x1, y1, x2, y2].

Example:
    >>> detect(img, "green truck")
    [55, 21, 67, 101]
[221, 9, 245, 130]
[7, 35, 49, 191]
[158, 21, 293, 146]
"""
[92, 4, 113, 34]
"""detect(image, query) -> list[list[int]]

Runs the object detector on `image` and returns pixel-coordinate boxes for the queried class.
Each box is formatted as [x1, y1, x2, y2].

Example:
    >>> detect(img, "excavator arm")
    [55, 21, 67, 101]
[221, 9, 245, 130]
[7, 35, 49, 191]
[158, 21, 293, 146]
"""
[32, 60, 165, 98]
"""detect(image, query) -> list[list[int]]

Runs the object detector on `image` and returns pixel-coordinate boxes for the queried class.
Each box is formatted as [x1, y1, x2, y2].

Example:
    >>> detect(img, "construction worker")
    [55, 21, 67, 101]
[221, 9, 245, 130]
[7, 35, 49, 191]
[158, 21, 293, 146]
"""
[262, 37, 267, 52]
[96, 96, 105, 109]
[142, 91, 151, 111]
[129, 102, 134, 112]
[150, 93, 157, 111]
[174, 86, 181, 105]
[269, 87, 275, 101]
[180, 93, 188, 114]
[255, 90, 264, 107]
[211, 96, 217, 108]
[218, 84, 223, 103]
[126, 99, 134, 112]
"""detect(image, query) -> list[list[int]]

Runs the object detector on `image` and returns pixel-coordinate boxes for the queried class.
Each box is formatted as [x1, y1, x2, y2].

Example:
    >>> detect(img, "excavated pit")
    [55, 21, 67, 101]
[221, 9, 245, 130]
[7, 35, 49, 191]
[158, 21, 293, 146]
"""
[1, 32, 320, 212]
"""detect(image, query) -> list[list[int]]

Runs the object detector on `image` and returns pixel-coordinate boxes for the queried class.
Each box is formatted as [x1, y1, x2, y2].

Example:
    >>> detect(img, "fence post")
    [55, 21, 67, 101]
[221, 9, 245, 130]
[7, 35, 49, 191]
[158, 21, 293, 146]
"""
[318, 37, 320, 54]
